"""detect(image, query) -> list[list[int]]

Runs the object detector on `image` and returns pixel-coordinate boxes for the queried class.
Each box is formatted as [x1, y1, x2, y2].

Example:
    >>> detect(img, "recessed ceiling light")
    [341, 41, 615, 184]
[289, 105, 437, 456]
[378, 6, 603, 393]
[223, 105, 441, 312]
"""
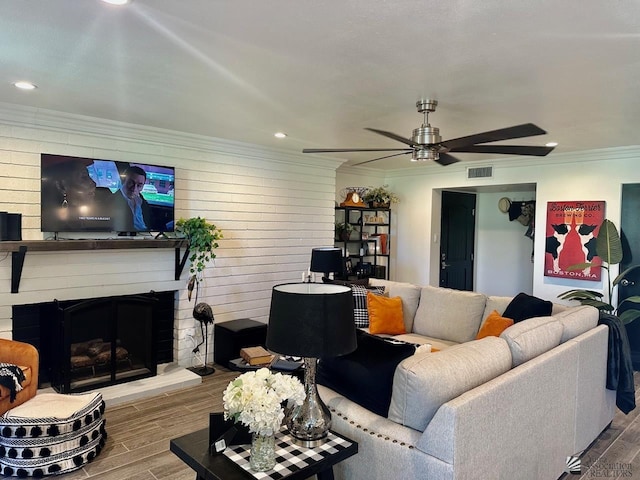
[546, 142, 559, 147]
[13, 81, 37, 90]
[101, 0, 131, 5]
[274, 132, 287, 139]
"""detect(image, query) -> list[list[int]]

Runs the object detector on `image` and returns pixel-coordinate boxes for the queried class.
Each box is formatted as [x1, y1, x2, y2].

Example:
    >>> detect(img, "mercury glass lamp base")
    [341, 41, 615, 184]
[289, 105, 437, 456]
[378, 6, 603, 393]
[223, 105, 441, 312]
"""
[286, 357, 331, 448]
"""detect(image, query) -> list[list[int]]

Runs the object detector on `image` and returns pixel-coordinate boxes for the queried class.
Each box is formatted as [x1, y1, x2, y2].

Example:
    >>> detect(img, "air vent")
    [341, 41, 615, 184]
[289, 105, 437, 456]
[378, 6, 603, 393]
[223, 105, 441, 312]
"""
[467, 166, 493, 179]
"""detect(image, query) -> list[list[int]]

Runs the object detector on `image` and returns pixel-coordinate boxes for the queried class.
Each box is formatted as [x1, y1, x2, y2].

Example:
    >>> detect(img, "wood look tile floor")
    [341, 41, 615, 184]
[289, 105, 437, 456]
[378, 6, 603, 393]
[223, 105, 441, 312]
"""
[10, 367, 639, 479]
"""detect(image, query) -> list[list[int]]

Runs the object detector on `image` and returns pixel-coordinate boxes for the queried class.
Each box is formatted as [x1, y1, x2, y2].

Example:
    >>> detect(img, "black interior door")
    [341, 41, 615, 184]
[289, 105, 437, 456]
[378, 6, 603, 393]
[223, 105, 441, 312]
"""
[620, 183, 640, 369]
[440, 191, 476, 291]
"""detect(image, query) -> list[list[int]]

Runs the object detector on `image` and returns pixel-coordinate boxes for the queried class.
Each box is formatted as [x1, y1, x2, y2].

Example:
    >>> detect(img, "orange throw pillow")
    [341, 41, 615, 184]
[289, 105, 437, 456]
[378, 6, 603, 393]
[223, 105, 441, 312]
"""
[367, 291, 406, 335]
[476, 310, 514, 339]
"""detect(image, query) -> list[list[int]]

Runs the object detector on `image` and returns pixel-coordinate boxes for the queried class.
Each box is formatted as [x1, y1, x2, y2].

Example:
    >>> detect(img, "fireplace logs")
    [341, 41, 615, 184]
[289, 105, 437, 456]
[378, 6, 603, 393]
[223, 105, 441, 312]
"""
[70, 338, 131, 373]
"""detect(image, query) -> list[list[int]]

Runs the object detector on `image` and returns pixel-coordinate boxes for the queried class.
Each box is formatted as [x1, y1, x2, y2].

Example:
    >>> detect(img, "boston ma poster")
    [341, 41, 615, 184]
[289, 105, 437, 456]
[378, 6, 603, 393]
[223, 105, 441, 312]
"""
[544, 201, 605, 281]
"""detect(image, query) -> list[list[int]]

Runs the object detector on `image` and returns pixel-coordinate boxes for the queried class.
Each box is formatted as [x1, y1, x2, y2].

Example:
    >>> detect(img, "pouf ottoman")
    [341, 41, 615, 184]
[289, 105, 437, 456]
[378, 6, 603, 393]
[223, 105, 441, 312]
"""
[0, 392, 106, 477]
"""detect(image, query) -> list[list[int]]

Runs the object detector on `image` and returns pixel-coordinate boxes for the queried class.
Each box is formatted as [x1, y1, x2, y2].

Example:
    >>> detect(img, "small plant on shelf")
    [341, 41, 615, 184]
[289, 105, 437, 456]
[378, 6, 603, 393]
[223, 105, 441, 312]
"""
[335, 221, 354, 241]
[176, 217, 223, 292]
[363, 185, 399, 208]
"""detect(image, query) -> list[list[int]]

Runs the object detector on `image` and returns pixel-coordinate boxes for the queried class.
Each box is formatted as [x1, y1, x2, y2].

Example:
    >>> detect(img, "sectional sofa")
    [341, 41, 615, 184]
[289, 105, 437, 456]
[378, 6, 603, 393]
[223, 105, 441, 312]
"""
[317, 280, 616, 480]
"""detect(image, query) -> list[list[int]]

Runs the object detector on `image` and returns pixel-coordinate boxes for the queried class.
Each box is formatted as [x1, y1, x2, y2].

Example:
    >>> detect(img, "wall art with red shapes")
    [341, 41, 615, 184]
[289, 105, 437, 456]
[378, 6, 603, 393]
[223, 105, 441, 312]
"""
[544, 201, 605, 281]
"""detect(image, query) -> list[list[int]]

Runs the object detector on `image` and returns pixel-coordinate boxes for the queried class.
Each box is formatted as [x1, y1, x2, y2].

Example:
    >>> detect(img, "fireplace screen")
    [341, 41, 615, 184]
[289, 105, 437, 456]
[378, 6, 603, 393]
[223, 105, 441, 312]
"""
[52, 295, 157, 393]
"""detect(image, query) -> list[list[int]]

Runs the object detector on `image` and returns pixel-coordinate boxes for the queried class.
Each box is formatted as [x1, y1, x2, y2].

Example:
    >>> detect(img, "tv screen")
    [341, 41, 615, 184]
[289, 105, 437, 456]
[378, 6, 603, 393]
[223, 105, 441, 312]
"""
[41, 154, 175, 233]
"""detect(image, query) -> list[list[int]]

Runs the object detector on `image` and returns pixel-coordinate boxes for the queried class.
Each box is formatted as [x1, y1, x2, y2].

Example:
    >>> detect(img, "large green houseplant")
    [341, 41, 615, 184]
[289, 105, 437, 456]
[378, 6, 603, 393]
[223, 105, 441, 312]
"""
[176, 217, 223, 296]
[558, 219, 640, 324]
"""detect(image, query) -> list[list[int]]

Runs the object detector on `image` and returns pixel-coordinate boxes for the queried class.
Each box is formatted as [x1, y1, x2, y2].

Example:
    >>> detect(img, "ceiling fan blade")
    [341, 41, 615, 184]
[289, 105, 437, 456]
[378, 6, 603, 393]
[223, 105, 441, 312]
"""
[365, 128, 415, 147]
[442, 123, 547, 150]
[303, 148, 410, 153]
[352, 151, 412, 166]
[435, 153, 460, 166]
[450, 145, 555, 156]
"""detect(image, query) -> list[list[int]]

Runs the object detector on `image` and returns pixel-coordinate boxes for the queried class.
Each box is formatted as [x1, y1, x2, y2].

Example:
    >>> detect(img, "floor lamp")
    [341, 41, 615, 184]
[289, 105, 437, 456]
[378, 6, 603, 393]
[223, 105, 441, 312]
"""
[266, 282, 356, 446]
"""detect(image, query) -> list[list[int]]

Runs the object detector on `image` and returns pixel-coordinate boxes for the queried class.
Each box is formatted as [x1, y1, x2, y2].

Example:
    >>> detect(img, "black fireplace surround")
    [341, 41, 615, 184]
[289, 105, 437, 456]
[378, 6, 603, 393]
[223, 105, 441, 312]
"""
[12, 291, 175, 393]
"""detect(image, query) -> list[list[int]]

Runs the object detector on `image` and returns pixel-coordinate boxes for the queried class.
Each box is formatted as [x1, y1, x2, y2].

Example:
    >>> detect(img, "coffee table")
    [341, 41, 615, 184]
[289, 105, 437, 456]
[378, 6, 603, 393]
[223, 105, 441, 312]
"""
[170, 427, 357, 480]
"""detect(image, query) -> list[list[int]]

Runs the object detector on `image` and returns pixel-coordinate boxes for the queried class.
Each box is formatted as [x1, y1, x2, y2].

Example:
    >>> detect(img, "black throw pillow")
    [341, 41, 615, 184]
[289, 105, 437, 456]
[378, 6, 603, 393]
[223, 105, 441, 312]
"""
[502, 292, 553, 323]
[316, 330, 415, 417]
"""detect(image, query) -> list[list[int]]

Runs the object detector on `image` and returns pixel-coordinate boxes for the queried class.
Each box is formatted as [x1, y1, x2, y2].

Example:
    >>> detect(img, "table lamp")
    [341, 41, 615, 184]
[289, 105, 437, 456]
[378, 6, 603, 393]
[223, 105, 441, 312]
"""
[266, 283, 356, 447]
[310, 247, 343, 281]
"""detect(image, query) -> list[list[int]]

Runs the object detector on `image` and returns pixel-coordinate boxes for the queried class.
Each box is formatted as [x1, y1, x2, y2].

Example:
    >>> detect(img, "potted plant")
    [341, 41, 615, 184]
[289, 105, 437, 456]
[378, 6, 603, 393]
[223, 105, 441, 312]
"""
[362, 185, 400, 208]
[335, 221, 354, 241]
[176, 216, 223, 292]
[558, 218, 640, 324]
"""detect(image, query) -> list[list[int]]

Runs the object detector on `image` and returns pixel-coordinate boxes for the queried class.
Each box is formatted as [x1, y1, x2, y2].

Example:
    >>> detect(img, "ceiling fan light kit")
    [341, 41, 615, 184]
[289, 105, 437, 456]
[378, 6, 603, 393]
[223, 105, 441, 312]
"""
[302, 99, 555, 167]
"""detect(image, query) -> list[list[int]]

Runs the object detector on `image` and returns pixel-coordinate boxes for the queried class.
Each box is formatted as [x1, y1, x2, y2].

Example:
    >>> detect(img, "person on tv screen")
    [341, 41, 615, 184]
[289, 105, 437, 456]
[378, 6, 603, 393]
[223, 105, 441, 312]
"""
[41, 158, 112, 231]
[111, 166, 151, 232]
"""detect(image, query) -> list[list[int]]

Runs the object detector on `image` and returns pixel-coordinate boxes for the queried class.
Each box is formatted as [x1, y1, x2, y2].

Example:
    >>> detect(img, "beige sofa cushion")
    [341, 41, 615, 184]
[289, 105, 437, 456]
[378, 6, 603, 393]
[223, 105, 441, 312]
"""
[555, 305, 599, 342]
[369, 279, 422, 333]
[482, 296, 513, 322]
[413, 286, 487, 343]
[500, 316, 563, 366]
[388, 337, 512, 431]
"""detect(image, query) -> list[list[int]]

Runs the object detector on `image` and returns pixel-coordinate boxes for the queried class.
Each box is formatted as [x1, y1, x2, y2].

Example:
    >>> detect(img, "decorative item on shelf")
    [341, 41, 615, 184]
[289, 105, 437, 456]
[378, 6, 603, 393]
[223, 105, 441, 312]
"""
[339, 187, 368, 208]
[266, 282, 357, 447]
[371, 233, 388, 254]
[222, 368, 304, 472]
[175, 216, 223, 296]
[310, 247, 343, 281]
[335, 221, 354, 242]
[364, 213, 387, 224]
[362, 185, 399, 209]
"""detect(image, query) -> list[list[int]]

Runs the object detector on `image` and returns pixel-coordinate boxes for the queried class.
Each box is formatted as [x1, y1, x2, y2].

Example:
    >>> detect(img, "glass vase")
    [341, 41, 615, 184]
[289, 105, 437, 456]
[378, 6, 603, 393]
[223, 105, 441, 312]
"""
[249, 432, 276, 472]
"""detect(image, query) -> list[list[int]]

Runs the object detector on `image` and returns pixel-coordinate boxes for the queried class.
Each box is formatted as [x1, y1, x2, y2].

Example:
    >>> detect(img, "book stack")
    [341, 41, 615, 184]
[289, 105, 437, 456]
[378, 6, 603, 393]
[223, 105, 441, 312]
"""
[239, 346, 274, 366]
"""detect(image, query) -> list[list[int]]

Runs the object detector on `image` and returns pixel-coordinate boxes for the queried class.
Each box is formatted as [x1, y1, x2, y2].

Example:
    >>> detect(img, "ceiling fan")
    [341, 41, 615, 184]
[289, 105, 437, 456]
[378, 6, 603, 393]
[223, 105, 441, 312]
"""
[302, 100, 555, 166]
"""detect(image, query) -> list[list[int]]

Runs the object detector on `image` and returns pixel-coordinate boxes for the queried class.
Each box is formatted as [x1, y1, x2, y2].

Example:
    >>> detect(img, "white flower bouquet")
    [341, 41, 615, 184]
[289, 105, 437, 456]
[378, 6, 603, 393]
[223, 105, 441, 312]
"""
[223, 368, 305, 436]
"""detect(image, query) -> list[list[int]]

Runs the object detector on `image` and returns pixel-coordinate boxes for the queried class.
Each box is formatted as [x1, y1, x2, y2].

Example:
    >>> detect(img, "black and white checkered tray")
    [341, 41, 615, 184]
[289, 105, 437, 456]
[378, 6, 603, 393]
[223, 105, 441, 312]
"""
[223, 430, 353, 480]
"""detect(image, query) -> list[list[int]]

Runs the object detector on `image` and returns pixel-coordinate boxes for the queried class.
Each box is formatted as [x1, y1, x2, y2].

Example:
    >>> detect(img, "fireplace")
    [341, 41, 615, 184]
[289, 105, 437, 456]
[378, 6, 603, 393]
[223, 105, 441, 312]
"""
[12, 291, 175, 393]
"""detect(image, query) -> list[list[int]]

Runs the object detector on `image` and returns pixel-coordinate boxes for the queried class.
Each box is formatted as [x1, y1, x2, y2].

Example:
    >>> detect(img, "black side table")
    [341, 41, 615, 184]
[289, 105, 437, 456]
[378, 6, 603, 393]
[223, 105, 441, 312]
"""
[170, 428, 357, 480]
[214, 319, 268, 366]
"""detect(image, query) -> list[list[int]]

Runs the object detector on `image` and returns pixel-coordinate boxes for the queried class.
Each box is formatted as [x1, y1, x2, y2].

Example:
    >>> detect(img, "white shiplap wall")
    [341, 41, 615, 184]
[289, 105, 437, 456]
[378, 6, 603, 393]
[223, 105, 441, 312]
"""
[0, 103, 343, 367]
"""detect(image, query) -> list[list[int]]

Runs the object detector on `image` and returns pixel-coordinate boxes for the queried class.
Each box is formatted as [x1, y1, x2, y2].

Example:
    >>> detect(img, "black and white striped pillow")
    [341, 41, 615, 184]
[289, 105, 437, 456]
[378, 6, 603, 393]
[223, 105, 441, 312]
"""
[351, 285, 385, 328]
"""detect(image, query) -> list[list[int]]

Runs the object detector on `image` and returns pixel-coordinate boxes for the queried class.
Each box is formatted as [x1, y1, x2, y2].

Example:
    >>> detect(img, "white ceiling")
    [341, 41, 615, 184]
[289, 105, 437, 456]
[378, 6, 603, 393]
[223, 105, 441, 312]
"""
[1, 1, 639, 170]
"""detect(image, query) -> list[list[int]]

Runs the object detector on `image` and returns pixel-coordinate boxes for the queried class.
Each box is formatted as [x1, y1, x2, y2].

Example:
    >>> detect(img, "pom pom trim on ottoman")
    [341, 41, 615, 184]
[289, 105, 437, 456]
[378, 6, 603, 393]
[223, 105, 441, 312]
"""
[0, 392, 107, 477]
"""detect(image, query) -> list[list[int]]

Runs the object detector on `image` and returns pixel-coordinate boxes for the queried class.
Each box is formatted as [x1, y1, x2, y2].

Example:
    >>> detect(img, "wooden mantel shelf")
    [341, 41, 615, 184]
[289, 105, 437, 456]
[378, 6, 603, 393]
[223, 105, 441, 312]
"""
[0, 239, 190, 293]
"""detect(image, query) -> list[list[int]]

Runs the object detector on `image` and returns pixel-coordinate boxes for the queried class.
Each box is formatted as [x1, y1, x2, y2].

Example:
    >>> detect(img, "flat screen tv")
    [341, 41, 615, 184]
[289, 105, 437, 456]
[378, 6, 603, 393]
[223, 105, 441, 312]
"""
[41, 153, 175, 234]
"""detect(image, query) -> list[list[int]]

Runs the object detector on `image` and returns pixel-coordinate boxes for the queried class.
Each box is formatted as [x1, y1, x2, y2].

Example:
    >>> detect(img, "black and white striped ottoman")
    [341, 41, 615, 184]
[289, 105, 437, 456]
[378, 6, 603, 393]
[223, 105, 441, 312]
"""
[0, 392, 106, 477]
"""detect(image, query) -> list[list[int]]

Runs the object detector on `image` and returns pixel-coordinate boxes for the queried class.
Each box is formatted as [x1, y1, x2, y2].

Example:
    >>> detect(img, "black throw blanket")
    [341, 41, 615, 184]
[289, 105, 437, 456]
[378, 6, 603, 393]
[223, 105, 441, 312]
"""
[597, 313, 636, 414]
[0, 362, 26, 403]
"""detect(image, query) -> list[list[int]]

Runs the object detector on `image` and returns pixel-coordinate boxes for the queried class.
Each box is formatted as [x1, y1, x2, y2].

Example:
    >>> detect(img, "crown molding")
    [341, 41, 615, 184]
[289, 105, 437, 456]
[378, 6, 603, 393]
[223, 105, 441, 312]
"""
[0, 102, 345, 171]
